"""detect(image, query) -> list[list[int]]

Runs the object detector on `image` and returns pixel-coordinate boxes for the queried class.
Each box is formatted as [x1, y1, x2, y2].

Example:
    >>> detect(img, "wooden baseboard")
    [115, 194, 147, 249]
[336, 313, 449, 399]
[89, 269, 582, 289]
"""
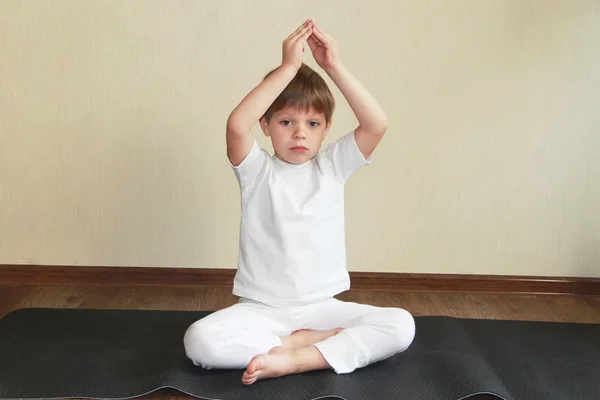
[0, 265, 598, 295]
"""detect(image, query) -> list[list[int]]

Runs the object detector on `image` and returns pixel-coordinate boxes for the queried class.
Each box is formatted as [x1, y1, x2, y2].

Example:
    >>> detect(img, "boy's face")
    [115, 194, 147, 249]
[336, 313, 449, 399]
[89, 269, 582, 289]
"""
[260, 106, 331, 165]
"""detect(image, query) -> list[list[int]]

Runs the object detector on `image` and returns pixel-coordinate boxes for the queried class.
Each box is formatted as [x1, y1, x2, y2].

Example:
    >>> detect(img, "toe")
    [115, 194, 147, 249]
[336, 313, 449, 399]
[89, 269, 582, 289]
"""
[242, 373, 257, 385]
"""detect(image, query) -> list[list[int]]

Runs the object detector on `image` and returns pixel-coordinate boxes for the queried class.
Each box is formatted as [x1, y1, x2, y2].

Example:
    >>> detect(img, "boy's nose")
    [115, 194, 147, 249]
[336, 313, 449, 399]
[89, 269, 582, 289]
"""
[293, 129, 306, 139]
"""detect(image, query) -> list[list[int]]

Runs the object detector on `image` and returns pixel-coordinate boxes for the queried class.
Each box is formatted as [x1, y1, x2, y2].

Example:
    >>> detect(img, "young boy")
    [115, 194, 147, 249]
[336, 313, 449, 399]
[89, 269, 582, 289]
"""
[184, 19, 415, 385]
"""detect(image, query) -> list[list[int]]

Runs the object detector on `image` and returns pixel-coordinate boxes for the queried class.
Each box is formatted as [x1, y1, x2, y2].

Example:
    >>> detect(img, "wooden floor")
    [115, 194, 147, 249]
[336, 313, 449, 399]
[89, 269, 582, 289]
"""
[2, 284, 600, 400]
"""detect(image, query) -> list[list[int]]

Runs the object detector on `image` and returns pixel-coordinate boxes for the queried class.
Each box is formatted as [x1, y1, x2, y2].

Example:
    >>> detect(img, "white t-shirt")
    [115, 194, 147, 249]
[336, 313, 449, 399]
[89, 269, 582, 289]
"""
[230, 131, 372, 308]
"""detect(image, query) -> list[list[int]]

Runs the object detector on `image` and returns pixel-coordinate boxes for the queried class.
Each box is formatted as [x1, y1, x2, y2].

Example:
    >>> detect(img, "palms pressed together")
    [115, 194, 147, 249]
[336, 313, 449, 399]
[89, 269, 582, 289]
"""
[280, 19, 340, 72]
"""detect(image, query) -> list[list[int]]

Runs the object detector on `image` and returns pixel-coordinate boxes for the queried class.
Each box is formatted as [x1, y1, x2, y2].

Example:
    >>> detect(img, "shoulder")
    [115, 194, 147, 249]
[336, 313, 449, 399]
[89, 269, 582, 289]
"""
[230, 139, 271, 188]
[317, 130, 373, 183]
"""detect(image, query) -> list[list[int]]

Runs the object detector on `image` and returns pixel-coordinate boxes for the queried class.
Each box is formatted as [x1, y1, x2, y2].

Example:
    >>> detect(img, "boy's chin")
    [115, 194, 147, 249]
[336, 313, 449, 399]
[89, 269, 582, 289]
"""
[277, 151, 315, 165]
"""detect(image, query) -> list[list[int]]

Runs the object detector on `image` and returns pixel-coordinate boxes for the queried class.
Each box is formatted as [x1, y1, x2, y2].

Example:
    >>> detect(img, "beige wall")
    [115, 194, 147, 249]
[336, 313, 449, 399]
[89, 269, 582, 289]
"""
[1, 1, 599, 277]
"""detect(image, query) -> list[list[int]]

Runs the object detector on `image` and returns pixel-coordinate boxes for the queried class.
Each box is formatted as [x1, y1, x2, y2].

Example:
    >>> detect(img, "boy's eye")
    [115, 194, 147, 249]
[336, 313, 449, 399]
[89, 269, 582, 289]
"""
[309, 121, 320, 127]
[280, 120, 292, 126]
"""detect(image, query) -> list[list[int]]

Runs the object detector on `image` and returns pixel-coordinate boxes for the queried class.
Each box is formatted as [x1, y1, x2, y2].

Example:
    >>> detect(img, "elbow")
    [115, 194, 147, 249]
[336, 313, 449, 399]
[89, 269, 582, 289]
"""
[357, 116, 388, 139]
[226, 114, 237, 132]
[372, 116, 388, 137]
[226, 114, 245, 138]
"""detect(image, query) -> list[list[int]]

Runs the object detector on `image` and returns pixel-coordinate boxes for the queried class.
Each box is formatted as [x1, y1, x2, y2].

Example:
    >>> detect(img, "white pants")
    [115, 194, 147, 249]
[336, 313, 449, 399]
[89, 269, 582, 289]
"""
[183, 297, 415, 374]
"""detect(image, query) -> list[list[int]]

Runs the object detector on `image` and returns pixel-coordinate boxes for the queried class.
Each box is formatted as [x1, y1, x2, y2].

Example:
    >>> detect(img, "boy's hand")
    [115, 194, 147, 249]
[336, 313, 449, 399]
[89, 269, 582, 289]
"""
[307, 20, 388, 160]
[307, 21, 340, 72]
[282, 20, 313, 72]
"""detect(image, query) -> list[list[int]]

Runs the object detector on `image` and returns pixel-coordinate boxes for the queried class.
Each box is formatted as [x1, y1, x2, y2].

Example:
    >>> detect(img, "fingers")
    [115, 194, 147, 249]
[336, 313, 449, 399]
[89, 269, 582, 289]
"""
[310, 24, 328, 43]
[285, 19, 328, 50]
[308, 31, 323, 47]
[287, 20, 310, 41]
[286, 26, 311, 47]
[311, 21, 326, 36]
[298, 25, 313, 41]
[311, 21, 336, 46]
[307, 35, 319, 53]
[289, 20, 308, 36]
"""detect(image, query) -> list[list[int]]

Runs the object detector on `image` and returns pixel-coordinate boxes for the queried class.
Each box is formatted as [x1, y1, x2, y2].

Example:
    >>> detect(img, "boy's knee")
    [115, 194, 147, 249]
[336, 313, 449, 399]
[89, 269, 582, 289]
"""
[386, 308, 416, 352]
[183, 320, 221, 369]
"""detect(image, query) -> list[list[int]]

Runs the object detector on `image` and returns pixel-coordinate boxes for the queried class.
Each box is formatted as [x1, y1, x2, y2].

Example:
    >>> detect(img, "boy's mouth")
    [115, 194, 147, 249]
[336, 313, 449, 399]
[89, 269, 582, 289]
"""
[290, 146, 309, 152]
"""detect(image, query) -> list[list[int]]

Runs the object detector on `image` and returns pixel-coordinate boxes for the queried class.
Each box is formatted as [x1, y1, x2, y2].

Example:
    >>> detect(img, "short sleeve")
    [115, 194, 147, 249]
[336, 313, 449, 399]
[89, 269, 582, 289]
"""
[230, 138, 267, 189]
[321, 131, 372, 183]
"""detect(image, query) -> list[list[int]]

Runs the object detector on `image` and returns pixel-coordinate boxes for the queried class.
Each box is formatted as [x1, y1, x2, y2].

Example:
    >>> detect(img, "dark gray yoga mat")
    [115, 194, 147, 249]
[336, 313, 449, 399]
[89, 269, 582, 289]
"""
[0, 308, 598, 400]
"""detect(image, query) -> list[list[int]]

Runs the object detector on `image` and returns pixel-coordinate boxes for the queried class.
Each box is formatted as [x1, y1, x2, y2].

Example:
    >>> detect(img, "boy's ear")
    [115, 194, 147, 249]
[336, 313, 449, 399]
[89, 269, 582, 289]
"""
[259, 117, 271, 137]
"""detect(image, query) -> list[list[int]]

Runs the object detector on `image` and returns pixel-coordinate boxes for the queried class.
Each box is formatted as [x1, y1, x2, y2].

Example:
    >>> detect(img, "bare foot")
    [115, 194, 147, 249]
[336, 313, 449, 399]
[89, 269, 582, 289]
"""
[242, 352, 297, 385]
[242, 346, 330, 385]
[286, 327, 343, 348]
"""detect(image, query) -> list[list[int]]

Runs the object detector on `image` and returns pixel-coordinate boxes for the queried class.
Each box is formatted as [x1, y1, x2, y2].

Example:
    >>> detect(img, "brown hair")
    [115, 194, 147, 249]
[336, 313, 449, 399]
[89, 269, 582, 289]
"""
[262, 63, 335, 123]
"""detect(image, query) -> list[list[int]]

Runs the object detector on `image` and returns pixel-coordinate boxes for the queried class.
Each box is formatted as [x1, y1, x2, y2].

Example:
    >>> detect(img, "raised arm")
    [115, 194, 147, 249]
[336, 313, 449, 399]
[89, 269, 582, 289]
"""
[226, 21, 313, 166]
[307, 21, 388, 160]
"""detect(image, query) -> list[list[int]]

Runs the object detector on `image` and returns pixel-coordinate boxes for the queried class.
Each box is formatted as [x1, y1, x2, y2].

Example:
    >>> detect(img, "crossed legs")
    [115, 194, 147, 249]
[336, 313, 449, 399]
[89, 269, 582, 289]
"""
[183, 298, 415, 385]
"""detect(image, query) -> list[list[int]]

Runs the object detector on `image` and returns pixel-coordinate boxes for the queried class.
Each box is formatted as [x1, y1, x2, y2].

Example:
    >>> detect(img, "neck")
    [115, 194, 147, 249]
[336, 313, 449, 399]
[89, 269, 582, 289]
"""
[272, 153, 312, 169]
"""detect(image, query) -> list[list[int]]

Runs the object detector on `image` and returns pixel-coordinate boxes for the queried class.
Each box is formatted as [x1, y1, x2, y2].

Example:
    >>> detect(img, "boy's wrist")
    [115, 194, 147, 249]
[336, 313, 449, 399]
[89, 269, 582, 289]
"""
[278, 63, 300, 77]
[323, 62, 346, 77]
